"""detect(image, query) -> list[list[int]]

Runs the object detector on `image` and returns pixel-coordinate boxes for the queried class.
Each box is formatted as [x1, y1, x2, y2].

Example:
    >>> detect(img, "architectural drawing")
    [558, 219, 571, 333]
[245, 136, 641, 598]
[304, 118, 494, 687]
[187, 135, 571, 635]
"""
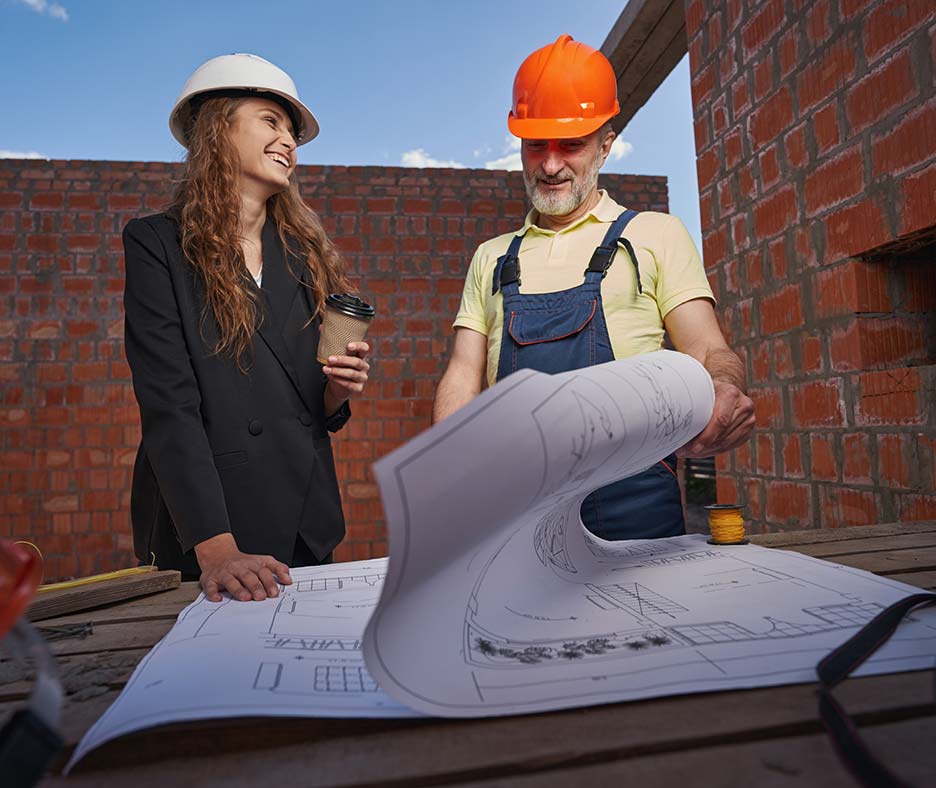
[365, 352, 936, 716]
[67, 559, 418, 772]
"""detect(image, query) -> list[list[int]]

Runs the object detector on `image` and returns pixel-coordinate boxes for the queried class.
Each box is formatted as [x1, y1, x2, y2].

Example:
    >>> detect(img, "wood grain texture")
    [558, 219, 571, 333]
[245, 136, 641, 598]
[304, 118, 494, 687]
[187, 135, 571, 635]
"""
[26, 571, 182, 622]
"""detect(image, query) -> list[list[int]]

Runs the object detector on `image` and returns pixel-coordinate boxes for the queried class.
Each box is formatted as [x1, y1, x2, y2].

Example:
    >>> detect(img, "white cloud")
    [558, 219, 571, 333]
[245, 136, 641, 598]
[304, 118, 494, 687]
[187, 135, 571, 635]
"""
[484, 136, 522, 171]
[19, 0, 69, 20]
[609, 137, 634, 161]
[484, 152, 522, 171]
[400, 148, 466, 169]
[0, 149, 49, 159]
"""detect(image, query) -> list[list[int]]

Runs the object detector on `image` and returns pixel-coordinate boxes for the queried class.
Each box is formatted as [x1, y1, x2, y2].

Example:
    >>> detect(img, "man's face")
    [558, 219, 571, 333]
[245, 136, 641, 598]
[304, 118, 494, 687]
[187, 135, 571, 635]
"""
[521, 128, 612, 216]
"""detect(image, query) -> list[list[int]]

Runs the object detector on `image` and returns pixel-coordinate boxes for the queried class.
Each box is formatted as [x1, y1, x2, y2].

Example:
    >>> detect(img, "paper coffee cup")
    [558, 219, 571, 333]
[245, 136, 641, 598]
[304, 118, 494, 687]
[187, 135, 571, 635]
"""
[317, 294, 376, 364]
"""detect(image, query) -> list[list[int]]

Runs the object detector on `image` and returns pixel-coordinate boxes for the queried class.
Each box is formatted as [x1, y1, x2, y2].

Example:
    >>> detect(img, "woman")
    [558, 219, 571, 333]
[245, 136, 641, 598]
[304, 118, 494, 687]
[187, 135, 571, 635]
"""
[123, 54, 370, 603]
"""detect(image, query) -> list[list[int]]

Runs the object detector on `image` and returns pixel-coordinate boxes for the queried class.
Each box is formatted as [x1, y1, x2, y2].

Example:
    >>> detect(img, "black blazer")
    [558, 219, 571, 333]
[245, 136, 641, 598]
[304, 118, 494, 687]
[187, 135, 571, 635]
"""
[123, 213, 349, 577]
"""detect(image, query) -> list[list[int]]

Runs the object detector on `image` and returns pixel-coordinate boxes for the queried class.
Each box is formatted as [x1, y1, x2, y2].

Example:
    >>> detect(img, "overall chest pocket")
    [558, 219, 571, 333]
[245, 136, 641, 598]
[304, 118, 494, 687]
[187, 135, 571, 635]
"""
[507, 300, 597, 345]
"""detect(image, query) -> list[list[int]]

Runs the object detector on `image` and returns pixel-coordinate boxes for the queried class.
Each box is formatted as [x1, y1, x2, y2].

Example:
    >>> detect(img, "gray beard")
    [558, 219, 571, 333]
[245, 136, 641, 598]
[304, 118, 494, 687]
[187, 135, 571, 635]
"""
[524, 152, 602, 217]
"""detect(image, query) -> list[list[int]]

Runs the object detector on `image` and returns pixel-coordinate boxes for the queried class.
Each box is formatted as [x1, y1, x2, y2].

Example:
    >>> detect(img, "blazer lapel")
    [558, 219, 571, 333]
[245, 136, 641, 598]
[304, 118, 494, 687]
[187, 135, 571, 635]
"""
[255, 219, 314, 411]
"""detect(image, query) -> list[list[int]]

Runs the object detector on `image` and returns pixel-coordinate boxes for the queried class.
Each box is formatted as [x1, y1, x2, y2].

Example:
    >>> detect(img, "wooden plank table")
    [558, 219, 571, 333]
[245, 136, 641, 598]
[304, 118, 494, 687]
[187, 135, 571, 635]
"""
[2, 522, 935, 787]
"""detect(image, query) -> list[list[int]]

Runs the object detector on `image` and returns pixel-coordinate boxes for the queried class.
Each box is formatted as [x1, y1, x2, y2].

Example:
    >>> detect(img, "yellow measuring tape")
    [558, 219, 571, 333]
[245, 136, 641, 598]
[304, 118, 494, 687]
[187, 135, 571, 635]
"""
[705, 504, 748, 545]
[14, 541, 158, 593]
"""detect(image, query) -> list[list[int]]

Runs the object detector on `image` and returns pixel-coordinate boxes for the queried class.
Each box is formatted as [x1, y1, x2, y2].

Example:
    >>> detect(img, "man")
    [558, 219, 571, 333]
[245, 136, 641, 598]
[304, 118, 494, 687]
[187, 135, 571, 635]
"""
[433, 35, 755, 540]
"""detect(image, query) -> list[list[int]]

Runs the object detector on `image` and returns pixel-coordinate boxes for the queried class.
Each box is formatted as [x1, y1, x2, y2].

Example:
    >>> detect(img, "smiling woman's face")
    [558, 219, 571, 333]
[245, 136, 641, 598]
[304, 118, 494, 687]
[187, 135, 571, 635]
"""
[229, 97, 297, 200]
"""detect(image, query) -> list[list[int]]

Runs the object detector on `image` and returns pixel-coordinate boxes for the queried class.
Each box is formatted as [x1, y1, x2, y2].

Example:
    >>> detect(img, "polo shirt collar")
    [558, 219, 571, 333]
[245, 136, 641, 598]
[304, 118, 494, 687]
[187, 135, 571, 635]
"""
[521, 190, 623, 235]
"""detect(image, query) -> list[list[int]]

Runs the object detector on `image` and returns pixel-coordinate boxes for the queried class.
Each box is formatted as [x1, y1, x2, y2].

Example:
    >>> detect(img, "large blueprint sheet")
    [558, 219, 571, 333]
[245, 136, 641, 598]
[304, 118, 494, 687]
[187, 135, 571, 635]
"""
[67, 559, 417, 771]
[363, 351, 936, 716]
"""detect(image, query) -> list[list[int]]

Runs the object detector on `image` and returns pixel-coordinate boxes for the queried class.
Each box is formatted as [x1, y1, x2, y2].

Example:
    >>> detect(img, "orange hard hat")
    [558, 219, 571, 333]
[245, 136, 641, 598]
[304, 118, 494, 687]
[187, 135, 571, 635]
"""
[508, 34, 620, 140]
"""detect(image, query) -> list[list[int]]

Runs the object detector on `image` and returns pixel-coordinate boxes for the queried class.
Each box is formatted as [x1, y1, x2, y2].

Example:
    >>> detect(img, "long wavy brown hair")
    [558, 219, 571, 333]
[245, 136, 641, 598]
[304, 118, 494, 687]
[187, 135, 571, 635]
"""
[168, 96, 351, 369]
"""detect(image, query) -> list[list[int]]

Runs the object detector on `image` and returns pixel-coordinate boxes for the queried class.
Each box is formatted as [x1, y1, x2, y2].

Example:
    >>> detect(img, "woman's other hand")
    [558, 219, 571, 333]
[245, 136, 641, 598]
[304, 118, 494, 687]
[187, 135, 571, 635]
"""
[323, 341, 370, 414]
[194, 533, 292, 602]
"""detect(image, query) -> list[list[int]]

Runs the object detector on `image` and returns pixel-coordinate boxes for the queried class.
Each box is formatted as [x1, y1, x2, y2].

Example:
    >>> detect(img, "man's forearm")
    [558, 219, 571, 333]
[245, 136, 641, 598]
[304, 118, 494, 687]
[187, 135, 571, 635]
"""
[432, 370, 480, 424]
[703, 347, 746, 393]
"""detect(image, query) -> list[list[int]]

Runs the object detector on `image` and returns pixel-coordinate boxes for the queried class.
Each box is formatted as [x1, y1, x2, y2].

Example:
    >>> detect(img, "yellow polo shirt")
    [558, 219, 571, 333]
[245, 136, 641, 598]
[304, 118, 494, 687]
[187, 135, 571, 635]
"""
[454, 190, 715, 387]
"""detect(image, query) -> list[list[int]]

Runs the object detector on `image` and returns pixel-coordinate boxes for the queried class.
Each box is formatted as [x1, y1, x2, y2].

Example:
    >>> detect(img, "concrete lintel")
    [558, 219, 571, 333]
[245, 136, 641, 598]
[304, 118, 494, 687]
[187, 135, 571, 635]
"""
[601, 0, 688, 133]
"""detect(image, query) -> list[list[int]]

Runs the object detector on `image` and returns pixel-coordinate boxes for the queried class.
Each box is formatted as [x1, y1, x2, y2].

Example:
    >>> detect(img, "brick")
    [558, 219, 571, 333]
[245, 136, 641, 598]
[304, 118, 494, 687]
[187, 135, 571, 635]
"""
[782, 433, 805, 477]
[812, 103, 840, 155]
[30, 192, 64, 210]
[753, 185, 797, 240]
[756, 433, 775, 475]
[856, 368, 924, 425]
[778, 30, 798, 78]
[812, 260, 893, 318]
[821, 487, 879, 527]
[899, 162, 936, 236]
[898, 494, 936, 521]
[784, 124, 807, 169]
[871, 101, 936, 177]
[797, 41, 857, 113]
[731, 77, 750, 120]
[749, 87, 794, 146]
[791, 379, 846, 427]
[829, 317, 927, 371]
[804, 146, 864, 216]
[810, 433, 839, 481]
[750, 386, 783, 429]
[765, 481, 811, 525]
[760, 284, 802, 336]
[806, 0, 832, 44]
[843, 434, 872, 483]
[759, 145, 780, 190]
[877, 433, 912, 488]
[863, 0, 936, 62]
[724, 128, 743, 169]
[741, 0, 785, 58]
[692, 64, 716, 106]
[753, 55, 774, 102]
[845, 48, 918, 133]
[823, 199, 890, 261]
[697, 147, 720, 190]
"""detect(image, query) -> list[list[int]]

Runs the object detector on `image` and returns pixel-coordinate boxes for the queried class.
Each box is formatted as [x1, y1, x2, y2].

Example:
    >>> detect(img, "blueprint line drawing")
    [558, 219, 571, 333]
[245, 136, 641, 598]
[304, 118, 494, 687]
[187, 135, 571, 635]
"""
[66, 559, 420, 772]
[364, 352, 936, 717]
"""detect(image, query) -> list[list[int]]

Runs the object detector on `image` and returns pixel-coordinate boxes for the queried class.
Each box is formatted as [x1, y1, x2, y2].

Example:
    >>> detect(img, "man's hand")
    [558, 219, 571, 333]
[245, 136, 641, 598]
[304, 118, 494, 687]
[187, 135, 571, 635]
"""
[323, 341, 370, 415]
[194, 533, 292, 603]
[677, 379, 755, 458]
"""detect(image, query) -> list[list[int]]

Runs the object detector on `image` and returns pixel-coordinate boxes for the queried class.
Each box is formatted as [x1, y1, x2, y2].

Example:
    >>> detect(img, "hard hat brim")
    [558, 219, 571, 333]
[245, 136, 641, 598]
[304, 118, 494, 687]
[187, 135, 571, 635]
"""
[507, 112, 616, 140]
[170, 87, 319, 148]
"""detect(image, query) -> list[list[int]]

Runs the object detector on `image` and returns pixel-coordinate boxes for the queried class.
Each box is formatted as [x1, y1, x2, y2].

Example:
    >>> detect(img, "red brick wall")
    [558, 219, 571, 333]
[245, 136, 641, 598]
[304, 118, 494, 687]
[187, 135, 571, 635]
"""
[0, 159, 667, 579]
[686, 0, 936, 531]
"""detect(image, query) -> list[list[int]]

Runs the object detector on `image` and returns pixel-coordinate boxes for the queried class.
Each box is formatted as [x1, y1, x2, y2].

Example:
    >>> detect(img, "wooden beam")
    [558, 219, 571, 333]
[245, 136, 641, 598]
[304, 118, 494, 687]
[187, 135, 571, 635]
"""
[600, 0, 688, 133]
[26, 570, 182, 622]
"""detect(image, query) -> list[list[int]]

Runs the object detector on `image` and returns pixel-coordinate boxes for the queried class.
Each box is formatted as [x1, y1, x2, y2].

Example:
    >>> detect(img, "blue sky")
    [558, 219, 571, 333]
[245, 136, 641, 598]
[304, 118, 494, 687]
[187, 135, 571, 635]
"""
[0, 0, 702, 249]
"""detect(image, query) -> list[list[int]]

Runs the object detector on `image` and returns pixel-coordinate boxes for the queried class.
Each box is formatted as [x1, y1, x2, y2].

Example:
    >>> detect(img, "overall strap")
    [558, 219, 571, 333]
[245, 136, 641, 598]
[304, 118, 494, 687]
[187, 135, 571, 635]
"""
[585, 209, 643, 293]
[492, 232, 527, 295]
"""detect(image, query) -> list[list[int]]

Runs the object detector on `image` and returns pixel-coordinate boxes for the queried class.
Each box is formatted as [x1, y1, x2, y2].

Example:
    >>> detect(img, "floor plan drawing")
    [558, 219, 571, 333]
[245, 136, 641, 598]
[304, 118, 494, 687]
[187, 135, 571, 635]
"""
[364, 353, 936, 717]
[67, 558, 419, 772]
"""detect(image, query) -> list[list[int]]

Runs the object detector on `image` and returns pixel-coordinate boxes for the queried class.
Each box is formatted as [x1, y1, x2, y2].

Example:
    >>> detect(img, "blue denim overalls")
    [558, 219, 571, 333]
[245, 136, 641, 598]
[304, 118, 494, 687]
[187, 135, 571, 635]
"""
[493, 210, 684, 540]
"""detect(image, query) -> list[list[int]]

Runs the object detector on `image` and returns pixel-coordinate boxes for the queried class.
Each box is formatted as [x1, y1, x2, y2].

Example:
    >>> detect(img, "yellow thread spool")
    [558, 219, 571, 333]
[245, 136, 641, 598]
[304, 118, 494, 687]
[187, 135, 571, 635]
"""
[705, 504, 748, 545]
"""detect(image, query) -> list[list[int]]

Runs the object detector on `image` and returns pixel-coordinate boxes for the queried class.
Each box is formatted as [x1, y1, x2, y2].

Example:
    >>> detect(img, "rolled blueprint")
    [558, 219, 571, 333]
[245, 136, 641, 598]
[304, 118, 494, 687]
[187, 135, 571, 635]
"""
[364, 351, 716, 715]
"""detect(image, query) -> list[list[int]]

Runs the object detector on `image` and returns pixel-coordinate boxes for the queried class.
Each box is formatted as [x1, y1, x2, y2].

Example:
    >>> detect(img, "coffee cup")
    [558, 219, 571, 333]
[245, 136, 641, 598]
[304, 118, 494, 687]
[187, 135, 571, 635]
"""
[317, 294, 376, 364]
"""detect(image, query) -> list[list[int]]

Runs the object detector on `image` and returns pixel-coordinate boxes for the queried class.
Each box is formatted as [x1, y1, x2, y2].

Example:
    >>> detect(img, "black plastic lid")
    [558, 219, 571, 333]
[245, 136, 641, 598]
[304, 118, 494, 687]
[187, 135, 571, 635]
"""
[325, 293, 375, 319]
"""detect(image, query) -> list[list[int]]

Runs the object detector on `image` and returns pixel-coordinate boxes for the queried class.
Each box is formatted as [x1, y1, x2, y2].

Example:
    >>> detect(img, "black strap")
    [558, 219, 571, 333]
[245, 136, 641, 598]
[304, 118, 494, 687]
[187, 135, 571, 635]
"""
[585, 210, 642, 293]
[493, 233, 525, 295]
[816, 592, 936, 788]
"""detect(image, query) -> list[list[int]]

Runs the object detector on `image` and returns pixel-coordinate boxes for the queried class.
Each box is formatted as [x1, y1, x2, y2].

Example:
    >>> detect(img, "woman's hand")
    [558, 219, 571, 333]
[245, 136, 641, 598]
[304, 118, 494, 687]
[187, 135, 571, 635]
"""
[194, 533, 292, 602]
[323, 341, 370, 414]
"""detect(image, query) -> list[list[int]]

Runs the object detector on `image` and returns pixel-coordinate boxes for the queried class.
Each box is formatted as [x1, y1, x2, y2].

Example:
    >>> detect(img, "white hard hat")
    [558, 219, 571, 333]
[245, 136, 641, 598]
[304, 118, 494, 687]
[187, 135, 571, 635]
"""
[169, 53, 319, 147]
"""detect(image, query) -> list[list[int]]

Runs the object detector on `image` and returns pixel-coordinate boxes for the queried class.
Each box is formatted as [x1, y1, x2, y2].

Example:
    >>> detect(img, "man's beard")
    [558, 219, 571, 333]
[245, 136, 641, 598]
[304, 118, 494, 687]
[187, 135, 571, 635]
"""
[523, 151, 601, 217]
